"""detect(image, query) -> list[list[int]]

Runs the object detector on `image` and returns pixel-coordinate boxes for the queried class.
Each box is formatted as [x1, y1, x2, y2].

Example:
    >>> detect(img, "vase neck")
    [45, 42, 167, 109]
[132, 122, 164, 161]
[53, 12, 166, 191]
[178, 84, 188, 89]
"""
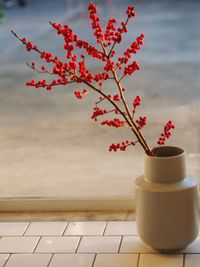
[144, 147, 186, 183]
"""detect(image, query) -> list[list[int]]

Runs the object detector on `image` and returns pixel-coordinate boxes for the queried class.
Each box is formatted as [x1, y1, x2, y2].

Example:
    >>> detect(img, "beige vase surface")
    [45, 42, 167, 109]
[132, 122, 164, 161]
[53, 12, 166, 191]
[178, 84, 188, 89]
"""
[135, 146, 199, 252]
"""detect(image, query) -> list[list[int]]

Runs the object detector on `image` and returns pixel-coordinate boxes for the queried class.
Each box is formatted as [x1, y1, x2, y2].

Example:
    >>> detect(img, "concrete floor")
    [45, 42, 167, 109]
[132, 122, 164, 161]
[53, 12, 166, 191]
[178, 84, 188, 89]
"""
[0, 0, 200, 199]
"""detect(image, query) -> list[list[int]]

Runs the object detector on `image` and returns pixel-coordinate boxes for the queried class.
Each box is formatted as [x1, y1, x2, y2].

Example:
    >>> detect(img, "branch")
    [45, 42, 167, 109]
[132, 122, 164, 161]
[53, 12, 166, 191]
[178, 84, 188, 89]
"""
[99, 39, 152, 155]
[49, 21, 105, 60]
[26, 63, 53, 74]
[107, 15, 130, 58]
[77, 76, 134, 131]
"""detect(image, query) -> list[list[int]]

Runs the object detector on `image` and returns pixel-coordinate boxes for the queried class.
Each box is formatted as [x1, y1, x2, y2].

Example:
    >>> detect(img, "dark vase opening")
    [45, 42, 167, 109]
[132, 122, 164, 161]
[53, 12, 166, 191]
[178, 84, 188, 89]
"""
[152, 146, 184, 157]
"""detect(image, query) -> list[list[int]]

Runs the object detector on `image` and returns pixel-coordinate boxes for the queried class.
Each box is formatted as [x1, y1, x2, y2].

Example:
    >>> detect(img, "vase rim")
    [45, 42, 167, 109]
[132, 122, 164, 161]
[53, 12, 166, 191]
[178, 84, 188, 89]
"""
[149, 146, 185, 159]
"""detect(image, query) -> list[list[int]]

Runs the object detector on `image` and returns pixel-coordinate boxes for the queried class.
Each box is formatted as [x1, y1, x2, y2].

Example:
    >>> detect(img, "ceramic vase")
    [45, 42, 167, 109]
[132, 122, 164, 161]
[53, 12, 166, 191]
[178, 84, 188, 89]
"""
[135, 146, 199, 251]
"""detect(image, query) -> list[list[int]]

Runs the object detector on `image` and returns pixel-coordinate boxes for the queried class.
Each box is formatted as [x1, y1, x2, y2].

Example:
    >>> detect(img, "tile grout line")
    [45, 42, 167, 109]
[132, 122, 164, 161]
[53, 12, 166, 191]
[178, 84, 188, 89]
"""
[50, 234, 127, 237]
[60, 234, 130, 237]
[0, 235, 39, 238]
[102, 222, 108, 236]
[32, 236, 42, 254]
[46, 253, 54, 267]
[2, 254, 11, 267]
[91, 253, 97, 267]
[136, 253, 141, 267]
[22, 222, 31, 236]
[118, 236, 123, 254]
[75, 236, 82, 253]
[62, 222, 69, 236]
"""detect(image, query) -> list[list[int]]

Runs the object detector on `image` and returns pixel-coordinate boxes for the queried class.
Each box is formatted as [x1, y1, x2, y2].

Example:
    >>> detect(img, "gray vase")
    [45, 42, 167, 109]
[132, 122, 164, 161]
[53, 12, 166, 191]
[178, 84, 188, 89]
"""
[135, 146, 199, 252]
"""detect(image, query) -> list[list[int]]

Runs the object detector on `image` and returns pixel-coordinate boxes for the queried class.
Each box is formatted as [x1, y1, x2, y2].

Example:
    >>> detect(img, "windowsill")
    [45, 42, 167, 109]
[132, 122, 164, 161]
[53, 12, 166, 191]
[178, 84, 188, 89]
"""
[0, 197, 135, 212]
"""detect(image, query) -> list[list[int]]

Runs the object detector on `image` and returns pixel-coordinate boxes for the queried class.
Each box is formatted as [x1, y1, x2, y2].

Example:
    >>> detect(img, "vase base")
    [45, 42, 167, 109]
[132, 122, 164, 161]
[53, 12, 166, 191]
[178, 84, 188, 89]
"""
[153, 247, 186, 253]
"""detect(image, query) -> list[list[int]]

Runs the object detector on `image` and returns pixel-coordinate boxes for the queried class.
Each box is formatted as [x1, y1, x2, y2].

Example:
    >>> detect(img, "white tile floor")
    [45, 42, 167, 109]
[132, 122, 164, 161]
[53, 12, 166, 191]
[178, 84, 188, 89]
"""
[0, 221, 199, 266]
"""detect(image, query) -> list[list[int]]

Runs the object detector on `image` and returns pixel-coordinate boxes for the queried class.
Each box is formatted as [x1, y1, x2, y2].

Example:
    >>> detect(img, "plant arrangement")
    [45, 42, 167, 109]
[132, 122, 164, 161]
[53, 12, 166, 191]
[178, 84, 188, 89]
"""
[11, 1, 175, 156]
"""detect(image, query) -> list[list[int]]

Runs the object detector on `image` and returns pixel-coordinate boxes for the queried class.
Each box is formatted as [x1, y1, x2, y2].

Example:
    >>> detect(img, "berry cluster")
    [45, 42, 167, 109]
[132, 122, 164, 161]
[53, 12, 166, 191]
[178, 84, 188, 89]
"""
[133, 95, 141, 114]
[157, 121, 175, 145]
[136, 116, 147, 130]
[118, 34, 144, 65]
[74, 89, 88, 99]
[113, 94, 120, 102]
[104, 18, 117, 45]
[78, 60, 93, 83]
[88, 3, 103, 43]
[91, 107, 107, 121]
[109, 140, 136, 152]
[101, 118, 125, 128]
[124, 61, 140, 76]
[104, 60, 115, 72]
[126, 6, 136, 18]
[94, 72, 110, 83]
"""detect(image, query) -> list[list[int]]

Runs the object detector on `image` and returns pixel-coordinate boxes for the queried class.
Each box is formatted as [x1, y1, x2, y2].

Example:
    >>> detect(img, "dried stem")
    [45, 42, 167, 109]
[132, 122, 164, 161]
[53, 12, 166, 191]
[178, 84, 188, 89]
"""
[26, 63, 53, 74]
[107, 15, 129, 58]
[100, 40, 152, 155]
[112, 70, 151, 155]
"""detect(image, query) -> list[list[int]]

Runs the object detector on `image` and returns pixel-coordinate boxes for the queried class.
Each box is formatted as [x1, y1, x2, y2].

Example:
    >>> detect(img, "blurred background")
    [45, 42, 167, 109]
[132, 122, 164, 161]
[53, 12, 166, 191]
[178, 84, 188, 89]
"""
[0, 0, 200, 200]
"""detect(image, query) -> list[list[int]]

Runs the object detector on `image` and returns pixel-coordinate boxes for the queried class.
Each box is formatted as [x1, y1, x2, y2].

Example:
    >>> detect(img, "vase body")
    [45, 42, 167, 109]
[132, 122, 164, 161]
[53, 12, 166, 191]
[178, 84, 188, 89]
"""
[135, 146, 199, 251]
